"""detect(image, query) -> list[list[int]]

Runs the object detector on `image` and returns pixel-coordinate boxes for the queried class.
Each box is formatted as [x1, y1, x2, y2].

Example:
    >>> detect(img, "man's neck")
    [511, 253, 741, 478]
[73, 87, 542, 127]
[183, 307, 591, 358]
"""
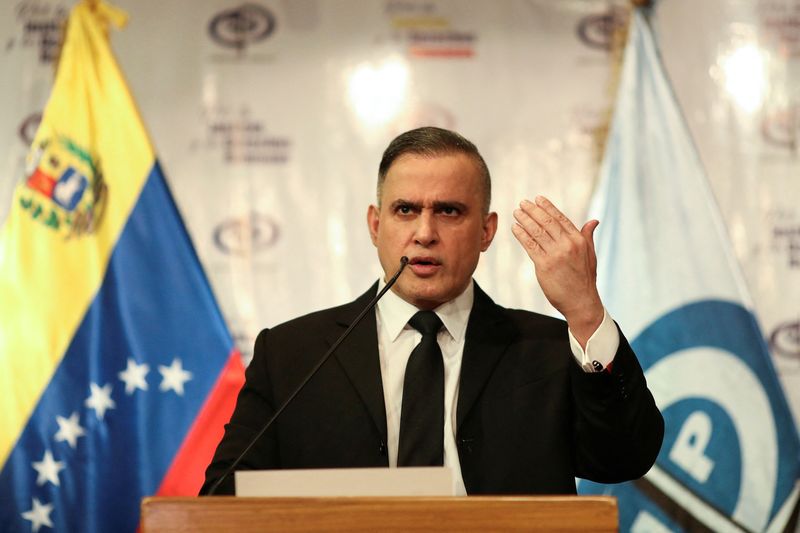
[376, 279, 474, 343]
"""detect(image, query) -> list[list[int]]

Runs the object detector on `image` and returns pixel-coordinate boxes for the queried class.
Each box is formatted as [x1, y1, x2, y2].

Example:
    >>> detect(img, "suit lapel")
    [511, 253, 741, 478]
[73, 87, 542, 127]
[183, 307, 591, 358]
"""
[457, 283, 516, 429]
[329, 282, 388, 441]
[326, 282, 513, 441]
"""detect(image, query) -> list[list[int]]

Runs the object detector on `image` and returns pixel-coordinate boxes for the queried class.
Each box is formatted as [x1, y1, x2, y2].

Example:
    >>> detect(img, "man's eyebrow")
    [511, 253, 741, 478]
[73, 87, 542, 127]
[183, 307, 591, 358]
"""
[433, 201, 468, 211]
[387, 199, 469, 211]
[389, 199, 422, 210]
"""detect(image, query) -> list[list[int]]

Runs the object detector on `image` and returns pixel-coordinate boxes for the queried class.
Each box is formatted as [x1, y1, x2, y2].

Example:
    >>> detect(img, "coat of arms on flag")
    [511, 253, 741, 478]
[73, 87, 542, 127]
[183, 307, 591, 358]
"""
[579, 8, 800, 533]
[0, 1, 244, 531]
[22, 134, 107, 237]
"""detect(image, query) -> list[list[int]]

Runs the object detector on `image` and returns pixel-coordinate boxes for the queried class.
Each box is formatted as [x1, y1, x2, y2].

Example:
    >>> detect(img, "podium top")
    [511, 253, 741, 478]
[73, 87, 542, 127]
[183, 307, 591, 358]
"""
[141, 495, 618, 532]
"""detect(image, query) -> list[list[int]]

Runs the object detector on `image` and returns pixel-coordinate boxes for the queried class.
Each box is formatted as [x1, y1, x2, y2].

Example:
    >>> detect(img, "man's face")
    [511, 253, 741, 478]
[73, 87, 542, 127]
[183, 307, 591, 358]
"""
[367, 152, 497, 309]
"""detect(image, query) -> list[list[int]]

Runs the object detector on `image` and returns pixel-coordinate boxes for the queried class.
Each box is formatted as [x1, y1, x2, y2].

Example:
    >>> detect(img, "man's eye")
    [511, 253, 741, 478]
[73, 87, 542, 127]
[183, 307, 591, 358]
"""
[397, 205, 412, 215]
[441, 206, 460, 216]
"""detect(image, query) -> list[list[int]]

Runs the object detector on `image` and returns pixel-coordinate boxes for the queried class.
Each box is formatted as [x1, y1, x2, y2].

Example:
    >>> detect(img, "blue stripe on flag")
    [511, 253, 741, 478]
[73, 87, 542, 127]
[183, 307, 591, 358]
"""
[0, 163, 233, 532]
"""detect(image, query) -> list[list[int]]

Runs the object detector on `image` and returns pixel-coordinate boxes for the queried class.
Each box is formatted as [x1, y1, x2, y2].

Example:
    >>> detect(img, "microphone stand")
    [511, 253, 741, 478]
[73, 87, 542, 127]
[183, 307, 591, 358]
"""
[207, 256, 409, 495]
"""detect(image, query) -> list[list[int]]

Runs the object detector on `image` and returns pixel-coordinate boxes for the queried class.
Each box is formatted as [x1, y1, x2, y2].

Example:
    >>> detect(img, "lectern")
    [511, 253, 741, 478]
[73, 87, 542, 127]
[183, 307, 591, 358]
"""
[141, 496, 618, 532]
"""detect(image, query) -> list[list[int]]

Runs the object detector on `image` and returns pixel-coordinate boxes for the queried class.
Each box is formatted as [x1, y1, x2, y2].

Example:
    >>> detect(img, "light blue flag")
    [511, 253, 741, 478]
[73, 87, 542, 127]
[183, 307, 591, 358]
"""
[579, 9, 800, 533]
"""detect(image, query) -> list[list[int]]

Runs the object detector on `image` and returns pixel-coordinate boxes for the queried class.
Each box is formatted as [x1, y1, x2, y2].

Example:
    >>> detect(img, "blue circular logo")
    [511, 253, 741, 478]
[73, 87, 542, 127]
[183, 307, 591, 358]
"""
[581, 300, 800, 532]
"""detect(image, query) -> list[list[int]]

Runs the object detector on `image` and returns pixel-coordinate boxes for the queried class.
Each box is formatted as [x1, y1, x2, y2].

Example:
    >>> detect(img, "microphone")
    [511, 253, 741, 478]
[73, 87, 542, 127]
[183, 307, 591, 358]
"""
[206, 256, 409, 495]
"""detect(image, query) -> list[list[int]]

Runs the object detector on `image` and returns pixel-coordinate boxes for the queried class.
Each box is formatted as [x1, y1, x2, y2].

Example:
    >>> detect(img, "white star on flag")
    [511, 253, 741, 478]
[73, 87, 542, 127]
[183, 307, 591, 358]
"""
[158, 358, 193, 396]
[31, 450, 65, 487]
[118, 358, 149, 395]
[54, 412, 86, 449]
[21, 498, 53, 532]
[85, 382, 116, 420]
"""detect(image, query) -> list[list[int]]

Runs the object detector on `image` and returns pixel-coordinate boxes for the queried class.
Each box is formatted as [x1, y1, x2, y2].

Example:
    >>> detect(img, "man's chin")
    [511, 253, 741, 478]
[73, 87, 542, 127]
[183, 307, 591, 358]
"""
[393, 283, 453, 310]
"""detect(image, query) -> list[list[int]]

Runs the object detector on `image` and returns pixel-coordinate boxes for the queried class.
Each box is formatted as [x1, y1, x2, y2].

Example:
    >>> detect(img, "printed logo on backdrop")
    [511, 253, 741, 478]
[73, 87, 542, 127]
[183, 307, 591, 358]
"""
[759, 0, 800, 58]
[582, 301, 800, 531]
[191, 106, 291, 165]
[761, 105, 798, 152]
[768, 207, 800, 269]
[8, 1, 69, 63]
[18, 133, 107, 239]
[773, 224, 800, 269]
[208, 3, 277, 61]
[575, 7, 627, 52]
[213, 212, 280, 256]
[770, 319, 800, 365]
[18, 112, 42, 146]
[384, 0, 476, 59]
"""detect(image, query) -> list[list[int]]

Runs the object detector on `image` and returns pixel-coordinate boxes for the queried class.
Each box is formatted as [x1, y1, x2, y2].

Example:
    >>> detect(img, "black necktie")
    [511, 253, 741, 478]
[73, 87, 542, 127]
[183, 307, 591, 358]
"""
[398, 310, 444, 466]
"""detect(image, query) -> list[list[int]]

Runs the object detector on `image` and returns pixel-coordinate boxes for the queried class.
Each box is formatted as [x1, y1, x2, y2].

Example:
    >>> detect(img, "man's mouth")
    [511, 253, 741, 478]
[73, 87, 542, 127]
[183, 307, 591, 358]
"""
[408, 256, 441, 276]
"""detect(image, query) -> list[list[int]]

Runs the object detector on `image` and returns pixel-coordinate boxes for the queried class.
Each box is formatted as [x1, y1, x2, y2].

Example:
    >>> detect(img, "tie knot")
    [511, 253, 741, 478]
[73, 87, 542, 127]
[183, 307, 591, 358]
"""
[408, 311, 442, 336]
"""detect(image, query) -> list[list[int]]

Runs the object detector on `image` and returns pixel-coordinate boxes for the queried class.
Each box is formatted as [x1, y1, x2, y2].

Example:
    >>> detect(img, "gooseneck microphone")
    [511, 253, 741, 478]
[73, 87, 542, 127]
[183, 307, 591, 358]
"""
[207, 256, 409, 495]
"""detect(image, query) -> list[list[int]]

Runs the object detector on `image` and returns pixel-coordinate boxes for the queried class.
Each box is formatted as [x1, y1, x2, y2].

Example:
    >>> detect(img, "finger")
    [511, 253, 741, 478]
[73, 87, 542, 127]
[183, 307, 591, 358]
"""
[581, 219, 599, 269]
[511, 222, 546, 259]
[534, 195, 579, 234]
[581, 220, 599, 252]
[513, 206, 555, 250]
[520, 199, 564, 241]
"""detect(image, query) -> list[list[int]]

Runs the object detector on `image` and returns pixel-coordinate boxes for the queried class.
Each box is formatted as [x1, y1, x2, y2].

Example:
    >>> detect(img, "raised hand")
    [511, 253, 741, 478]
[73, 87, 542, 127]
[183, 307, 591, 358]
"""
[511, 195, 604, 346]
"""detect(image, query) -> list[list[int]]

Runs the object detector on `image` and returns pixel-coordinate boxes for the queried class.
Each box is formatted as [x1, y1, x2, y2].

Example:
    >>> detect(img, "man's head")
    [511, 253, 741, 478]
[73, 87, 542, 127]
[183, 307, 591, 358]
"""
[377, 127, 492, 214]
[368, 127, 498, 309]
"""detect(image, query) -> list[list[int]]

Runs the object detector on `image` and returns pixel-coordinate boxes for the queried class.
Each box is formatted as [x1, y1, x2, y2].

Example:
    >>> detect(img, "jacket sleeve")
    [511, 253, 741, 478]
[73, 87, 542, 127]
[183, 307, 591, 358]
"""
[200, 328, 279, 495]
[570, 325, 664, 483]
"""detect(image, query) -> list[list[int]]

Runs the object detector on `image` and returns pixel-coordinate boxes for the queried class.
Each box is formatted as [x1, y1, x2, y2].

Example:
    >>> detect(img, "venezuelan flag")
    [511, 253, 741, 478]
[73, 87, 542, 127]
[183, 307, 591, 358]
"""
[0, 2, 244, 531]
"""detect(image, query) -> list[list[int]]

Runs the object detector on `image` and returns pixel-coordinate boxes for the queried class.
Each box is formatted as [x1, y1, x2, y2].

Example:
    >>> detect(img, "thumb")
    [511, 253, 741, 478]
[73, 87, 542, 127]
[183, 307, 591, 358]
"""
[581, 219, 600, 253]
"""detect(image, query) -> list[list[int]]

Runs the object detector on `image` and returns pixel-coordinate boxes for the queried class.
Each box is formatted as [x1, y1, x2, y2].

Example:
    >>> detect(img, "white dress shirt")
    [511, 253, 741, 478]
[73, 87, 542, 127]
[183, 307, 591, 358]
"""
[375, 279, 619, 495]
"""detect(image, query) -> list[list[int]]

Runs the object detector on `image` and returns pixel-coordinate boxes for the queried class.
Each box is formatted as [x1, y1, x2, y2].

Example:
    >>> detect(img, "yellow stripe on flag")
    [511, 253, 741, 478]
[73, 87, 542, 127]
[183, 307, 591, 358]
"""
[0, 1, 154, 465]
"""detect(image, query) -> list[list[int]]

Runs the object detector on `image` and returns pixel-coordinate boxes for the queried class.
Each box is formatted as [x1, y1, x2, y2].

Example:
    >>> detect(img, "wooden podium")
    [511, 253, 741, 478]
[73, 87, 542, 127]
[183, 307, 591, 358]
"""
[141, 496, 618, 532]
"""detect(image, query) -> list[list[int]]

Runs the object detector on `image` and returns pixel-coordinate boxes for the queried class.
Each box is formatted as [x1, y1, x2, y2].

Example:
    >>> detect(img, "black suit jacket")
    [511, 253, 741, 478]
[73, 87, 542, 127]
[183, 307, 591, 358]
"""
[202, 283, 663, 495]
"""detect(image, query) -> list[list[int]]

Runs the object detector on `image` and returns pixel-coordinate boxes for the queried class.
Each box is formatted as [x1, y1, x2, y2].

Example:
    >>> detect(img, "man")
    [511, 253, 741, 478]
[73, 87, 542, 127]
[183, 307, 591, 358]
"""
[201, 127, 663, 495]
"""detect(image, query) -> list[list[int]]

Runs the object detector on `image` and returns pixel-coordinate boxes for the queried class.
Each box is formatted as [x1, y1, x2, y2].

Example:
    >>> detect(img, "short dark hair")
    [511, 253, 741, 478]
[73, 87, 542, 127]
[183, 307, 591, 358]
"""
[377, 127, 491, 213]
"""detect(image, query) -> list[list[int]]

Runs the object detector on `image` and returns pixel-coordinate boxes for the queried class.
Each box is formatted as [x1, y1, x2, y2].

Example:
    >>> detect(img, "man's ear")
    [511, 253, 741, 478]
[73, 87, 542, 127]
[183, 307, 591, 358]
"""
[481, 211, 498, 252]
[367, 204, 380, 246]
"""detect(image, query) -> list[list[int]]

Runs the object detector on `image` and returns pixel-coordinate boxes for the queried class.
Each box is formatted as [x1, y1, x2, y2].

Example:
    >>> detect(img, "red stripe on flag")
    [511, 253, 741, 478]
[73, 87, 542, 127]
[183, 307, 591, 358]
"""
[155, 350, 245, 496]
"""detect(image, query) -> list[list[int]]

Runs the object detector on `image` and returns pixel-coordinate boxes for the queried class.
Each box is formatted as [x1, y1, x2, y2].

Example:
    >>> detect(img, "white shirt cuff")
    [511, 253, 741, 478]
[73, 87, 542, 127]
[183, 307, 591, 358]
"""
[568, 308, 620, 373]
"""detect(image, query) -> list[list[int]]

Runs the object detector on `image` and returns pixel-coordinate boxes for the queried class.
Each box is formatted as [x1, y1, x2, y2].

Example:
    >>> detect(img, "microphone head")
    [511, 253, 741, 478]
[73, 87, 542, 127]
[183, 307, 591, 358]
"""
[400, 256, 409, 265]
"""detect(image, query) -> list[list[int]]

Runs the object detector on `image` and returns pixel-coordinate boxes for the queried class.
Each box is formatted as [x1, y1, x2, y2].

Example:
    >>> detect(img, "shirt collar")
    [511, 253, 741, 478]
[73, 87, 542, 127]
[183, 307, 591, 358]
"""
[376, 278, 474, 343]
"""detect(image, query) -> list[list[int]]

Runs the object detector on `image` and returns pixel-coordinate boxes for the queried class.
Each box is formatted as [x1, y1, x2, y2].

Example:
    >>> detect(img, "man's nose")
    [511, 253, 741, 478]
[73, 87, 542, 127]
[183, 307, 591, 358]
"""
[414, 210, 438, 246]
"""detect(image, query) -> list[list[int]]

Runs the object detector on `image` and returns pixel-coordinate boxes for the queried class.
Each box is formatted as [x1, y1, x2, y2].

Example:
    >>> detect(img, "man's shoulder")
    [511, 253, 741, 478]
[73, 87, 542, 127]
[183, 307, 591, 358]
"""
[255, 284, 376, 345]
[272, 299, 358, 331]
[473, 283, 568, 338]
[498, 306, 569, 341]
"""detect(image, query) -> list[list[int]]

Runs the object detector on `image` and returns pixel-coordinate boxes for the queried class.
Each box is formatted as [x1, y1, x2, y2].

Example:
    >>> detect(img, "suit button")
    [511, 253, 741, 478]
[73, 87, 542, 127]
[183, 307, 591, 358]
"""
[458, 438, 474, 454]
[378, 442, 387, 456]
